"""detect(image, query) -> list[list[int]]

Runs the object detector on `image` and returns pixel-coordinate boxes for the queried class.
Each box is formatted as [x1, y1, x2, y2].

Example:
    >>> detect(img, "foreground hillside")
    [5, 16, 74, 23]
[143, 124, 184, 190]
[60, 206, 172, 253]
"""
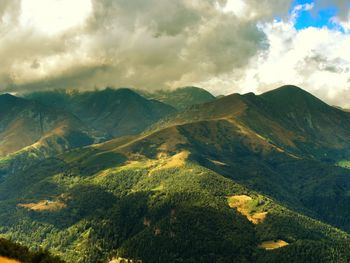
[2, 86, 350, 262]
[0, 238, 63, 263]
[0, 148, 350, 262]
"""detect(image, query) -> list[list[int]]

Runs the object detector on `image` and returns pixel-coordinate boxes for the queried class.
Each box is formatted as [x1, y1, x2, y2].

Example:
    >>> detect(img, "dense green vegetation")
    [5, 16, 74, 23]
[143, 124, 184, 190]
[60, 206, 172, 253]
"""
[0, 93, 99, 159]
[1, 86, 350, 262]
[0, 238, 63, 263]
[1, 151, 350, 262]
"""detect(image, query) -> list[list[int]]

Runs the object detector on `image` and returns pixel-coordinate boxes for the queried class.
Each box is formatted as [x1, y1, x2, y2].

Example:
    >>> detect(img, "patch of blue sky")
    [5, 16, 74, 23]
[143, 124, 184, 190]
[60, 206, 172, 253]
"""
[290, 0, 346, 31]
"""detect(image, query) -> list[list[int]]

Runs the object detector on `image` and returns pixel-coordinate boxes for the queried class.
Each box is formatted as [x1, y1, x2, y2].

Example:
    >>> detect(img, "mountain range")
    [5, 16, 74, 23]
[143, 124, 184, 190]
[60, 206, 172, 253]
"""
[1, 85, 350, 262]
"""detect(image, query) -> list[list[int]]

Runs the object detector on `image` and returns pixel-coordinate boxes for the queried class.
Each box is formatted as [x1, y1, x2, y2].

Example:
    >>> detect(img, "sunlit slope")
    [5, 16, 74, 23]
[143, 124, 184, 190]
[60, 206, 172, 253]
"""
[82, 86, 350, 233]
[2, 86, 350, 262]
[153, 85, 350, 160]
[0, 147, 349, 262]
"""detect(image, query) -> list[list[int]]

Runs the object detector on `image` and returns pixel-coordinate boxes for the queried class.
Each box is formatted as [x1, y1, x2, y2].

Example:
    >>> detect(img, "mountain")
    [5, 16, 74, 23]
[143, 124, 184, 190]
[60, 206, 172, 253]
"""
[2, 86, 350, 262]
[334, 105, 350, 112]
[137, 86, 216, 110]
[155, 85, 350, 160]
[146, 85, 350, 230]
[259, 86, 350, 157]
[0, 93, 101, 158]
[26, 88, 176, 137]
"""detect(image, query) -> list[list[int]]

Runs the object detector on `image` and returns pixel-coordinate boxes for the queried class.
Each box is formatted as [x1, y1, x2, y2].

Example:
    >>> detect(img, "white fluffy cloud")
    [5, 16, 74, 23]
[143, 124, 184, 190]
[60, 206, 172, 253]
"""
[198, 3, 350, 107]
[1, 0, 285, 92]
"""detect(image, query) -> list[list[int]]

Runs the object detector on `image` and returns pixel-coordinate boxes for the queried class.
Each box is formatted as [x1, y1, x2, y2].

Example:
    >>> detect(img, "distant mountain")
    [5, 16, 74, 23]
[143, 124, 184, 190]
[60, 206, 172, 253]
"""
[334, 105, 350, 112]
[26, 88, 176, 137]
[3, 86, 350, 262]
[0, 94, 101, 158]
[137, 86, 216, 110]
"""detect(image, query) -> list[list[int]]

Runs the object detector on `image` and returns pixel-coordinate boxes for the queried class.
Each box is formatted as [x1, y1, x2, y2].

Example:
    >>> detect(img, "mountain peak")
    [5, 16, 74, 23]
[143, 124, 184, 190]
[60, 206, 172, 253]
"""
[260, 85, 328, 109]
[0, 93, 26, 109]
[0, 93, 18, 100]
[262, 85, 309, 97]
[177, 86, 211, 93]
[175, 86, 215, 97]
[276, 84, 303, 91]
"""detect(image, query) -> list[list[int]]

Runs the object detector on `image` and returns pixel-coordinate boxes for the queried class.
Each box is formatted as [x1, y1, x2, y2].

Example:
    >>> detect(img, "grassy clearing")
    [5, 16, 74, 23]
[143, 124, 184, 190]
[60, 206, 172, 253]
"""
[158, 151, 189, 169]
[258, 240, 289, 250]
[337, 160, 350, 169]
[227, 195, 268, 224]
[17, 200, 66, 211]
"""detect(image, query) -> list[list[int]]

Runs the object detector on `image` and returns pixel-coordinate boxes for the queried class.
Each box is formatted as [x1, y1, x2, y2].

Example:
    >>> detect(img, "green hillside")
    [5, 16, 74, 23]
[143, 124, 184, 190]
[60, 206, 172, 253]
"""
[0, 148, 349, 262]
[0, 237, 63, 263]
[0, 93, 101, 157]
[2, 86, 350, 262]
[26, 88, 176, 137]
[154, 85, 350, 160]
[0, 94, 106, 177]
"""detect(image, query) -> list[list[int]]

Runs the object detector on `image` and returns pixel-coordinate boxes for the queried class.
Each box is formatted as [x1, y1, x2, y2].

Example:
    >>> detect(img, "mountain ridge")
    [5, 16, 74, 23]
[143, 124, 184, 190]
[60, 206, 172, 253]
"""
[26, 88, 177, 138]
[134, 86, 216, 110]
[0, 95, 102, 158]
[149, 85, 350, 160]
[2, 85, 350, 262]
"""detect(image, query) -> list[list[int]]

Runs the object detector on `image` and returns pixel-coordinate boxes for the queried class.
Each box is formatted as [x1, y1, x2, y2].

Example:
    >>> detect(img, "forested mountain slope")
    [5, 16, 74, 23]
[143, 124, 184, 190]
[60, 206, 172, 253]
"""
[26, 88, 176, 138]
[1, 86, 350, 262]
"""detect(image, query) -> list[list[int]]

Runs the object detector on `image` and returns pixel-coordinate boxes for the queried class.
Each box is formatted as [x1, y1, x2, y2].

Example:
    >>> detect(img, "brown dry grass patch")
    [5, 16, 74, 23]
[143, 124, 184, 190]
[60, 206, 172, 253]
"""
[18, 200, 66, 211]
[147, 151, 189, 176]
[227, 195, 267, 224]
[258, 240, 289, 250]
[250, 212, 267, 224]
[160, 151, 189, 169]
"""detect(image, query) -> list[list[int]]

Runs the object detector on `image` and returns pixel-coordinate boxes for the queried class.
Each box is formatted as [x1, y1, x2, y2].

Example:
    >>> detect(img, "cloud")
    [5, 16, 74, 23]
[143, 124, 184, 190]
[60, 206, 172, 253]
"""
[0, 0, 294, 93]
[200, 3, 350, 107]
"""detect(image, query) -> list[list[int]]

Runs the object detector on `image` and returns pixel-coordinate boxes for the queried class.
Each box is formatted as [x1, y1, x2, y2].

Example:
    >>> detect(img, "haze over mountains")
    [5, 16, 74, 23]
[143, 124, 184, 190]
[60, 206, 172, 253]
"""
[2, 85, 350, 262]
[26, 88, 177, 138]
[0, 93, 100, 157]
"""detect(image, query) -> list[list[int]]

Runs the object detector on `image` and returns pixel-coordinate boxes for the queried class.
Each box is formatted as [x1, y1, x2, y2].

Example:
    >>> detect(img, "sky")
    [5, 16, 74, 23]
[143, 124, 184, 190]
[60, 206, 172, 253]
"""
[0, 0, 350, 107]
